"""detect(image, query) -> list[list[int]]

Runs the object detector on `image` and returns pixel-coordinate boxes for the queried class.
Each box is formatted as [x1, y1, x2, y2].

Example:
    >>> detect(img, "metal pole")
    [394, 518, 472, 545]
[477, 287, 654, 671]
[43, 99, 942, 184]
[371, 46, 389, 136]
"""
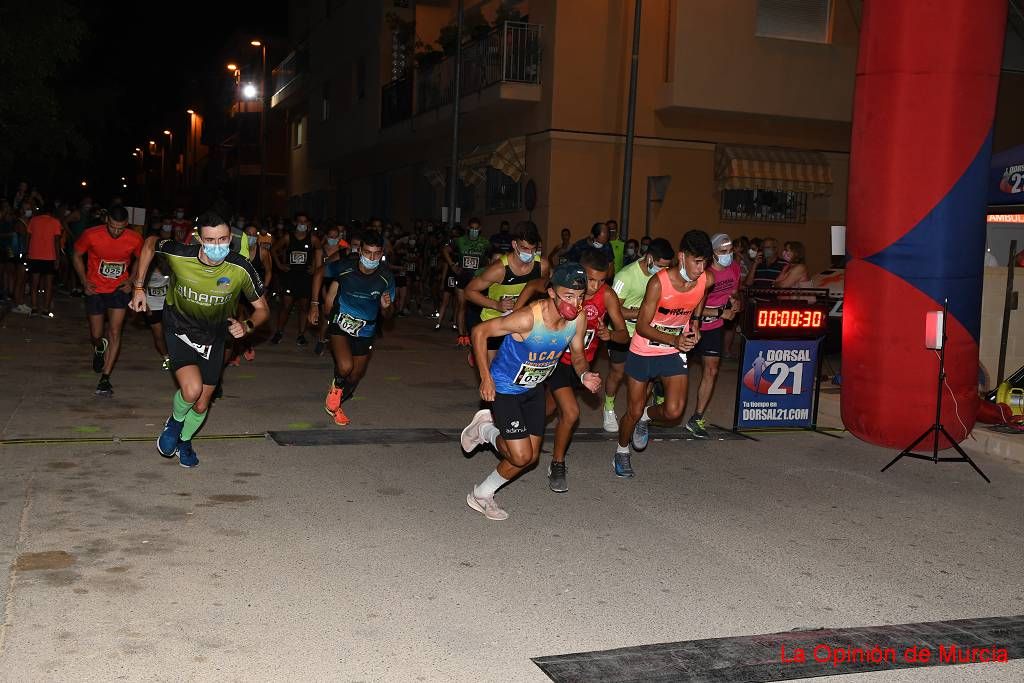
[259, 44, 268, 224]
[996, 239, 1018, 385]
[618, 0, 642, 241]
[446, 0, 464, 227]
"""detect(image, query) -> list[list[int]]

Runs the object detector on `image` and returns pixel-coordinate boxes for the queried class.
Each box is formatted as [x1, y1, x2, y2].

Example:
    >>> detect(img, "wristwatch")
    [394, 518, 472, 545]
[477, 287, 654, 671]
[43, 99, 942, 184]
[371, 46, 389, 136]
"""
[244, 319, 255, 333]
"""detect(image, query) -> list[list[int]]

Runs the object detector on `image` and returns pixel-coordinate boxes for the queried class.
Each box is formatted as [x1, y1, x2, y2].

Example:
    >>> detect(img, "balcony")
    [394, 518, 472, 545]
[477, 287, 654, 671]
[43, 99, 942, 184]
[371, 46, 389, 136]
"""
[271, 44, 309, 109]
[380, 21, 542, 128]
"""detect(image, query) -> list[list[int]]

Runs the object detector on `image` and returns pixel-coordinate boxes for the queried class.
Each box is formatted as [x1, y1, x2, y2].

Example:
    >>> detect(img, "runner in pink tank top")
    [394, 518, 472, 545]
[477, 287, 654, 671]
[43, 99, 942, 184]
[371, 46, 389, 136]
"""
[614, 231, 714, 478]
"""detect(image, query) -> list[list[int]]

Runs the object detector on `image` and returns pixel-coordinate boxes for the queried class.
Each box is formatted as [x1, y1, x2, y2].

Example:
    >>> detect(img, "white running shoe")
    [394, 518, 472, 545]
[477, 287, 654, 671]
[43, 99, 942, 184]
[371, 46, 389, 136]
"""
[466, 491, 509, 521]
[11, 304, 31, 315]
[460, 409, 494, 452]
[603, 408, 619, 433]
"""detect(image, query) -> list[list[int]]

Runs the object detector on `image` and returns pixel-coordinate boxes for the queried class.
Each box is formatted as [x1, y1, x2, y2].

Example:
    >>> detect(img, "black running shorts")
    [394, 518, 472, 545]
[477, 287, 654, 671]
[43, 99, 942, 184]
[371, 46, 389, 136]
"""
[544, 362, 582, 393]
[692, 326, 723, 358]
[85, 290, 131, 316]
[606, 339, 629, 364]
[327, 326, 374, 356]
[165, 330, 226, 386]
[492, 387, 546, 441]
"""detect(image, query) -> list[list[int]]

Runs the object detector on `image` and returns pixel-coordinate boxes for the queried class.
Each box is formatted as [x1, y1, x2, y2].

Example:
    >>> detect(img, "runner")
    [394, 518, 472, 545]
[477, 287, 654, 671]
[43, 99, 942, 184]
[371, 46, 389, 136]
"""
[129, 211, 269, 468]
[459, 263, 598, 520]
[309, 231, 395, 427]
[445, 218, 490, 347]
[602, 238, 675, 432]
[686, 233, 742, 438]
[270, 213, 316, 346]
[71, 206, 143, 396]
[547, 228, 573, 268]
[312, 223, 348, 356]
[142, 223, 172, 370]
[464, 221, 548, 364]
[25, 204, 64, 317]
[237, 222, 274, 363]
[614, 230, 713, 478]
[170, 208, 193, 245]
[543, 249, 628, 492]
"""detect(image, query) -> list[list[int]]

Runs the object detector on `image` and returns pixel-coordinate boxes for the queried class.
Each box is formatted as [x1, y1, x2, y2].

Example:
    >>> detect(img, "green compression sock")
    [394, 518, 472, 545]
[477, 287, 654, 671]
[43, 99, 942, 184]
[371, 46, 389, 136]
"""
[604, 394, 616, 411]
[180, 408, 209, 441]
[172, 391, 194, 422]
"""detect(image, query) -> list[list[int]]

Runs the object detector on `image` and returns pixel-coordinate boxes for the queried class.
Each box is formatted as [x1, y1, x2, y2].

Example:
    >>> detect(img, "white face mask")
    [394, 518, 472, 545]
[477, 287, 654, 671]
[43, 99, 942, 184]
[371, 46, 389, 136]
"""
[748, 248, 758, 259]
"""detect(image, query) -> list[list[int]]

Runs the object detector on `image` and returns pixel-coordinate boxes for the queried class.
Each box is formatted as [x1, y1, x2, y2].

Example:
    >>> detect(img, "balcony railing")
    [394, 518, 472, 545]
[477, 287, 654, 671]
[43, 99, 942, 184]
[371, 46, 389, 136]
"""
[271, 44, 308, 107]
[381, 21, 541, 127]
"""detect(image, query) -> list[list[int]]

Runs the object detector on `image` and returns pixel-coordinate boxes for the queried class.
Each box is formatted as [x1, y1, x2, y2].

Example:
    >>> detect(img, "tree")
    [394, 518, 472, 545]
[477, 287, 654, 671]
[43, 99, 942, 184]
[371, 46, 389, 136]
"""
[0, 2, 88, 182]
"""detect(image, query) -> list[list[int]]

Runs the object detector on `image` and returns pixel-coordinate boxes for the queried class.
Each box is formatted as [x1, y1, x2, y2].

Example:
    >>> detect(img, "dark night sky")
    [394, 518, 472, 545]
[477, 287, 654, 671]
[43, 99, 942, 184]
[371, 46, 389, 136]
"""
[54, 1, 287, 202]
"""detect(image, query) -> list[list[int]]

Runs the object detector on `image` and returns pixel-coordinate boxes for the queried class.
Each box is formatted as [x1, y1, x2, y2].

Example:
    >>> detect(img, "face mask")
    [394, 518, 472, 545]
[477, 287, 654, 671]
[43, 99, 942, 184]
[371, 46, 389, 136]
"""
[175, 211, 184, 219]
[162, 225, 172, 233]
[679, 260, 695, 282]
[782, 250, 793, 261]
[592, 239, 603, 248]
[203, 243, 230, 262]
[648, 262, 662, 275]
[555, 296, 581, 320]
[639, 244, 649, 255]
[426, 226, 433, 233]
[748, 248, 758, 259]
[408, 239, 416, 247]
[360, 255, 380, 270]
[716, 253, 733, 267]
[23, 210, 32, 218]
[327, 237, 340, 247]
[296, 224, 308, 233]
[517, 248, 534, 263]
[626, 249, 636, 257]
[468, 229, 479, 239]
[247, 235, 258, 246]
[764, 248, 776, 260]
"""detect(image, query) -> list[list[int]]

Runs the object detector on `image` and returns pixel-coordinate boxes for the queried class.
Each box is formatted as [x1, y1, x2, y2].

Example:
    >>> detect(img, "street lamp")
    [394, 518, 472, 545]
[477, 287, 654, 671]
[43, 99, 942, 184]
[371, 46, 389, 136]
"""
[242, 83, 258, 99]
[81, 180, 87, 187]
[186, 109, 195, 115]
[252, 38, 268, 222]
[226, 63, 238, 72]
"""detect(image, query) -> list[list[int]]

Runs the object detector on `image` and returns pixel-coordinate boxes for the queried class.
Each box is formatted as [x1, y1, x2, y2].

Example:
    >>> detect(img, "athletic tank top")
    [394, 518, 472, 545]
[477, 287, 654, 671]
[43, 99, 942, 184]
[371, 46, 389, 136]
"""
[287, 233, 312, 271]
[490, 301, 578, 395]
[560, 283, 608, 365]
[630, 269, 706, 357]
[481, 253, 542, 322]
[702, 261, 740, 331]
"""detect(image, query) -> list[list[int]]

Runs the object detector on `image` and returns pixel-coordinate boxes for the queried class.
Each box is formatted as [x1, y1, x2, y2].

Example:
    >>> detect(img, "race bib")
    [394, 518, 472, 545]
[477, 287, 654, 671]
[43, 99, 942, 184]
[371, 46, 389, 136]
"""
[99, 260, 126, 279]
[405, 262, 416, 273]
[289, 251, 307, 265]
[584, 328, 596, 350]
[462, 255, 480, 270]
[147, 285, 167, 298]
[175, 333, 212, 360]
[499, 294, 517, 316]
[334, 313, 367, 336]
[446, 275, 457, 289]
[513, 361, 556, 387]
[648, 323, 684, 348]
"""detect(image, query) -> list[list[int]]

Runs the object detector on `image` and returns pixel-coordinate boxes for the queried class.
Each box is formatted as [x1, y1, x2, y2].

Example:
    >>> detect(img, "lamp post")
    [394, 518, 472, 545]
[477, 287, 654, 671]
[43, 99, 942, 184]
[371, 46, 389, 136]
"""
[163, 129, 174, 202]
[185, 110, 195, 188]
[251, 40, 268, 224]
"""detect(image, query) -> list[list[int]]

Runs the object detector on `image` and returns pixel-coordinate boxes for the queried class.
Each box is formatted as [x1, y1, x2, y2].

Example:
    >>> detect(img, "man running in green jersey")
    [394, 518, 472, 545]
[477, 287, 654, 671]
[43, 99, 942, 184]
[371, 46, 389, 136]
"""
[130, 211, 269, 468]
[443, 217, 490, 347]
[464, 221, 549, 365]
[602, 238, 675, 432]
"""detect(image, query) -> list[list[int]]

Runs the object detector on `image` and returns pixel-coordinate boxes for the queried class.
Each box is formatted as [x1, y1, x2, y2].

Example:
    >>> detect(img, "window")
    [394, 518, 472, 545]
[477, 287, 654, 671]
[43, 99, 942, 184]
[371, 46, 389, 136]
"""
[486, 167, 522, 214]
[292, 116, 304, 148]
[720, 189, 806, 223]
[321, 81, 331, 121]
[756, 0, 832, 43]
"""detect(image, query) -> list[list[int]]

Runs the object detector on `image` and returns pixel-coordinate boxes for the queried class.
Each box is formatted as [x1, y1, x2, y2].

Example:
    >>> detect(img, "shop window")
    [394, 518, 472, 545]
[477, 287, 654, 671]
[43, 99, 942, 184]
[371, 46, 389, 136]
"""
[720, 189, 806, 223]
[486, 167, 522, 214]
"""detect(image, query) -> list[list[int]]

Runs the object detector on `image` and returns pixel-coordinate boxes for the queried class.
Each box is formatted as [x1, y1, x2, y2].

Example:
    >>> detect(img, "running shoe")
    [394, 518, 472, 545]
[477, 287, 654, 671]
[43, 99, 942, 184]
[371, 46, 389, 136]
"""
[44, 311, 54, 319]
[269, 331, 283, 345]
[332, 404, 350, 426]
[325, 382, 343, 415]
[434, 322, 442, 330]
[466, 491, 509, 521]
[602, 408, 619, 433]
[95, 376, 113, 397]
[467, 351, 475, 368]
[296, 334, 308, 347]
[157, 416, 184, 457]
[11, 304, 31, 315]
[30, 308, 39, 318]
[548, 460, 568, 493]
[161, 356, 172, 372]
[685, 415, 710, 439]
[243, 347, 256, 362]
[613, 450, 634, 478]
[228, 355, 241, 367]
[314, 340, 325, 356]
[460, 409, 494, 452]
[92, 338, 108, 373]
[631, 417, 649, 451]
[177, 440, 199, 468]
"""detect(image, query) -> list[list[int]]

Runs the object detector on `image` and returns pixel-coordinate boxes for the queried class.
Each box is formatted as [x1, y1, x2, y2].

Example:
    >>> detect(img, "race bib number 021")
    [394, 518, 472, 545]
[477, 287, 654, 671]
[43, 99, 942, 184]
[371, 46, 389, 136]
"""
[99, 260, 127, 279]
[513, 362, 555, 387]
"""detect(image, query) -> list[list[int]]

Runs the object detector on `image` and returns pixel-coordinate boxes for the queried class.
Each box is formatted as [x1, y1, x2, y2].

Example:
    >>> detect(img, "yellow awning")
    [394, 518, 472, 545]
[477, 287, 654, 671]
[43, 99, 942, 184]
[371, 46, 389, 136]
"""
[715, 145, 832, 195]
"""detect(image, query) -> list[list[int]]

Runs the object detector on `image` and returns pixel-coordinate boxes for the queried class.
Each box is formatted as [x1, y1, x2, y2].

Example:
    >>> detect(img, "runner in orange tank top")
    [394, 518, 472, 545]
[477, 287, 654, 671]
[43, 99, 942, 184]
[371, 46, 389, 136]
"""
[614, 230, 714, 478]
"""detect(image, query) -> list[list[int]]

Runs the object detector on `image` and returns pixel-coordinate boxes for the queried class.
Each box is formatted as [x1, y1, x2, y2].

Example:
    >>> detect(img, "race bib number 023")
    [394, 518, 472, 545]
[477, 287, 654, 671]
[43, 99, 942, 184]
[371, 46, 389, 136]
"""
[99, 260, 127, 279]
[513, 362, 555, 387]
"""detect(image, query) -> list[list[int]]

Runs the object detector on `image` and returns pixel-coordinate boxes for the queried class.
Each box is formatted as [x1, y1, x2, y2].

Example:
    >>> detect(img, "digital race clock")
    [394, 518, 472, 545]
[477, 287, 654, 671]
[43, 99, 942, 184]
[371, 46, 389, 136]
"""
[745, 302, 830, 339]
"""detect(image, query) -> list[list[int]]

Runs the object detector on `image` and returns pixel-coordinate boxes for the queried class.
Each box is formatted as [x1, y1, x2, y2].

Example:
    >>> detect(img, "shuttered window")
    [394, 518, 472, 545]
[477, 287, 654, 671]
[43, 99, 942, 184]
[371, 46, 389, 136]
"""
[756, 0, 833, 44]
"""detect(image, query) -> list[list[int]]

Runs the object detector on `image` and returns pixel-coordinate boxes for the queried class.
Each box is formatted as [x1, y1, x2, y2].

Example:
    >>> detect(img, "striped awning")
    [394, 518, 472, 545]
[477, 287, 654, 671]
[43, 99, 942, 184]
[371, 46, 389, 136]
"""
[456, 136, 528, 187]
[715, 145, 832, 195]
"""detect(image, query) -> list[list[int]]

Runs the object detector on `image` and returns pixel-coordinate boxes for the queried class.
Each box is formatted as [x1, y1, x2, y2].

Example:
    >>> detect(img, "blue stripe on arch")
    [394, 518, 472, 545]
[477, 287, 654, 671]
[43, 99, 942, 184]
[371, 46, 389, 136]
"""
[865, 129, 993, 342]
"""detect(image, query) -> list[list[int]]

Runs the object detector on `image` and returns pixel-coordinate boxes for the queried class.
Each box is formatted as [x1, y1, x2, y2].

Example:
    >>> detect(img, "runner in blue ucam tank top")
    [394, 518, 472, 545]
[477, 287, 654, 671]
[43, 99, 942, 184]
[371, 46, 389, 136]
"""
[459, 263, 602, 521]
